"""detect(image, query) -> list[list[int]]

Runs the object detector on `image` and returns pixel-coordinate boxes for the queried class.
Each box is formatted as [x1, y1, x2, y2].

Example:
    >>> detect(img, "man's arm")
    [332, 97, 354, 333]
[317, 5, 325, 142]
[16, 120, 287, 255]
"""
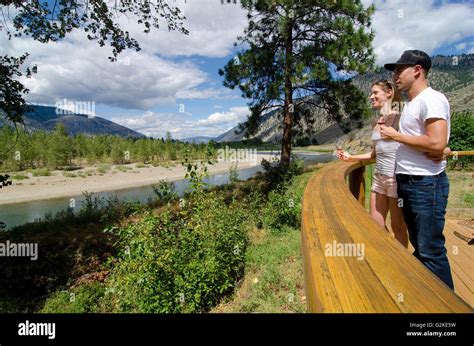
[380, 118, 448, 153]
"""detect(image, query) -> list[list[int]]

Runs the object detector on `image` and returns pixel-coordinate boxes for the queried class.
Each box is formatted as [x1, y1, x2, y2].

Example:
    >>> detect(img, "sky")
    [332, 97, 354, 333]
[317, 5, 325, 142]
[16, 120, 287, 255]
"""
[1, 0, 473, 139]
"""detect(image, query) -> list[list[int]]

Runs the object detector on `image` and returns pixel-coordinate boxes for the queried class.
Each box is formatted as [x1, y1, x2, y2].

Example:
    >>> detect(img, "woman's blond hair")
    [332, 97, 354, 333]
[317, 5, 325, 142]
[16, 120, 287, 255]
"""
[370, 79, 403, 130]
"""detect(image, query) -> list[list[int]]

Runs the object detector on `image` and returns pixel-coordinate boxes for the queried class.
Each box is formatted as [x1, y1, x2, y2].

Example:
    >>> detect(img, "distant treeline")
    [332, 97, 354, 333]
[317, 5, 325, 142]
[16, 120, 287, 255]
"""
[0, 124, 215, 171]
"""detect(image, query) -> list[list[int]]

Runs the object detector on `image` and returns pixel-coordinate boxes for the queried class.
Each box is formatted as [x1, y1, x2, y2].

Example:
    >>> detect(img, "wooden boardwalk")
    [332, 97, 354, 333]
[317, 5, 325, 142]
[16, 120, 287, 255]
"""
[385, 217, 473, 308]
[301, 160, 472, 313]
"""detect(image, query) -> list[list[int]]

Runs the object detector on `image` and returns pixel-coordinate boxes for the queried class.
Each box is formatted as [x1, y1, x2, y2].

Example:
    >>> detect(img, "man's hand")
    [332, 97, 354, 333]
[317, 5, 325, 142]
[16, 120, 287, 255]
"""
[380, 124, 399, 140]
[425, 147, 451, 163]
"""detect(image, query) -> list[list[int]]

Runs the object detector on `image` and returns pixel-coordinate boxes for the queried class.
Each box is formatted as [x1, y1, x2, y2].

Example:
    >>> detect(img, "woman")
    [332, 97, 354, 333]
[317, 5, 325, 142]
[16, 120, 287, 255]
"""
[337, 80, 408, 248]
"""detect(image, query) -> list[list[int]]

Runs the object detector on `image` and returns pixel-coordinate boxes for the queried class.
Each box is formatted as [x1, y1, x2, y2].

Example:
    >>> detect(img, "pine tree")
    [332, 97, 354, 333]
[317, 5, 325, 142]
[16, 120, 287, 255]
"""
[219, 0, 375, 167]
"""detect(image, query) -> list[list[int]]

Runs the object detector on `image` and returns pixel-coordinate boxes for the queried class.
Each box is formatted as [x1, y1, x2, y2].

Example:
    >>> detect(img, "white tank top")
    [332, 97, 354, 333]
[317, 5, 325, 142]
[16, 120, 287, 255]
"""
[371, 129, 399, 177]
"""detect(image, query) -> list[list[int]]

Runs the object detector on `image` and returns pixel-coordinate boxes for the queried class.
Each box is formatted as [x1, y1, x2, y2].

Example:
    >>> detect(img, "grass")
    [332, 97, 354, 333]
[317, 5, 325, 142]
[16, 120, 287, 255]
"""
[115, 165, 132, 172]
[211, 226, 306, 313]
[361, 166, 472, 219]
[463, 192, 474, 206]
[11, 174, 30, 180]
[211, 171, 314, 313]
[445, 170, 473, 219]
[63, 171, 77, 178]
[31, 168, 51, 177]
[96, 165, 111, 174]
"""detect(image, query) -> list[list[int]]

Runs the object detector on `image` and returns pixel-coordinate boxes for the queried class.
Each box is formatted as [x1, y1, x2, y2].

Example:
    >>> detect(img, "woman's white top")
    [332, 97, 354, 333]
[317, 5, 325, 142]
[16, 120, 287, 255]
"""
[371, 129, 399, 177]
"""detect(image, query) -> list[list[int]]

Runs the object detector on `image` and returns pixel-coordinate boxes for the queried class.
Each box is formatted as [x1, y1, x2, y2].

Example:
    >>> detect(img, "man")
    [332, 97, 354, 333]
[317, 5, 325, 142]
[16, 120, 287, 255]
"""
[380, 50, 454, 289]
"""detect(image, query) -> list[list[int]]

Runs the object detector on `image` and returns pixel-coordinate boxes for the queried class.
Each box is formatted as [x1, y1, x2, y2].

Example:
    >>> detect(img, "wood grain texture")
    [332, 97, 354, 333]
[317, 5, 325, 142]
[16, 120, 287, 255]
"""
[301, 160, 472, 313]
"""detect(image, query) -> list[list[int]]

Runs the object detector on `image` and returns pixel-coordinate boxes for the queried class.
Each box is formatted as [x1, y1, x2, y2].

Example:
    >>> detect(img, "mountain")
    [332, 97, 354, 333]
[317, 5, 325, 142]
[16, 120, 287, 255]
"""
[215, 53, 474, 145]
[180, 136, 215, 144]
[0, 105, 145, 138]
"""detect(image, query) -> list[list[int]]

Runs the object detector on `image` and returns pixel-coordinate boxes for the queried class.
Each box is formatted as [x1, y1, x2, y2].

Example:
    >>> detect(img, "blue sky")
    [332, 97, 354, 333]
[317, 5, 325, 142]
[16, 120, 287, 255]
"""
[1, 0, 473, 139]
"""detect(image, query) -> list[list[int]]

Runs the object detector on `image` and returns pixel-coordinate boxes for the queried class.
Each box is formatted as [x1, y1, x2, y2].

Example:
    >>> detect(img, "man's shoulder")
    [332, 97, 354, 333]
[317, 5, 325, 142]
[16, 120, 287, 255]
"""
[420, 87, 449, 103]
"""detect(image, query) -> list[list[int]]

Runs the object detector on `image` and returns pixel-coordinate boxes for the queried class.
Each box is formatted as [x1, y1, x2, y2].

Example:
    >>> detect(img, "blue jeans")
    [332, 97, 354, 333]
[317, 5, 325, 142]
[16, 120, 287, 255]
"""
[396, 171, 454, 289]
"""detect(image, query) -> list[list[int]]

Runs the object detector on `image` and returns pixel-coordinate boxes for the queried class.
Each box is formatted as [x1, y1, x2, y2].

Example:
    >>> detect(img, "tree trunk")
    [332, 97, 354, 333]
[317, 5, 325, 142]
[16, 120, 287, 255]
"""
[280, 17, 293, 169]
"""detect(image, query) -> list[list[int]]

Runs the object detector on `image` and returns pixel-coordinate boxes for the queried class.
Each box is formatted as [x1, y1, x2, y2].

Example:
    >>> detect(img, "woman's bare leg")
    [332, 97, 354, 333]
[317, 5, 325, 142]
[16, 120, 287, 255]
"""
[388, 197, 409, 248]
[370, 191, 389, 229]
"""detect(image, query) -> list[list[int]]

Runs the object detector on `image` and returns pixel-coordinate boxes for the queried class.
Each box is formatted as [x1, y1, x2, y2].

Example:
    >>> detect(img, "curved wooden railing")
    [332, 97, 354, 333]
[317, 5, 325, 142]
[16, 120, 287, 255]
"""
[301, 151, 473, 313]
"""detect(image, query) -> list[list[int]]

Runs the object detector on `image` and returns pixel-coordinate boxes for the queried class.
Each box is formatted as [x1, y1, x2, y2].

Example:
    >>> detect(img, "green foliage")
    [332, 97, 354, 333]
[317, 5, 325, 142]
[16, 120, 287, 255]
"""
[31, 168, 51, 176]
[181, 146, 214, 195]
[11, 173, 29, 180]
[1, 1, 187, 123]
[101, 190, 250, 313]
[448, 111, 473, 169]
[259, 156, 304, 193]
[219, 0, 374, 164]
[152, 180, 178, 204]
[0, 53, 37, 122]
[229, 162, 239, 184]
[449, 111, 474, 151]
[3, 154, 312, 313]
[47, 123, 73, 169]
[261, 177, 304, 233]
[41, 282, 107, 313]
[463, 192, 474, 207]
[0, 126, 217, 172]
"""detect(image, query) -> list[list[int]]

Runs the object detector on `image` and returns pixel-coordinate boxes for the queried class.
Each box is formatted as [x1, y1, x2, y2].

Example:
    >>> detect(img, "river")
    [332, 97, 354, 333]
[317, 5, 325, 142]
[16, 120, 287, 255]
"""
[0, 151, 334, 230]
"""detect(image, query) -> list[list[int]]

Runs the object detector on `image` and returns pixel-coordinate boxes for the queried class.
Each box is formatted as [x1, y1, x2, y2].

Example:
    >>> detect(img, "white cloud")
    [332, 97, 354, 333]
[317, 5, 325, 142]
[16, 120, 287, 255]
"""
[456, 43, 466, 50]
[0, 0, 248, 110]
[110, 106, 249, 139]
[365, 0, 474, 65]
[197, 106, 249, 126]
[120, 0, 248, 58]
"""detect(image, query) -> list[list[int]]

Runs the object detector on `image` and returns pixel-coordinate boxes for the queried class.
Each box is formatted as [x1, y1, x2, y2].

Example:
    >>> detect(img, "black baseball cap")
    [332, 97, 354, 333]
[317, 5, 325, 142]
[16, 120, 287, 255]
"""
[384, 50, 432, 71]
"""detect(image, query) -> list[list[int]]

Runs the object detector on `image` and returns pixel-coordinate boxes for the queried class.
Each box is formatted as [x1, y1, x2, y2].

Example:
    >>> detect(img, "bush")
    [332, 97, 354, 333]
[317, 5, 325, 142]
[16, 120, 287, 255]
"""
[152, 180, 178, 204]
[63, 171, 77, 178]
[41, 282, 106, 313]
[259, 155, 304, 193]
[31, 168, 51, 177]
[448, 111, 473, 169]
[12, 174, 29, 180]
[261, 180, 303, 233]
[102, 191, 250, 313]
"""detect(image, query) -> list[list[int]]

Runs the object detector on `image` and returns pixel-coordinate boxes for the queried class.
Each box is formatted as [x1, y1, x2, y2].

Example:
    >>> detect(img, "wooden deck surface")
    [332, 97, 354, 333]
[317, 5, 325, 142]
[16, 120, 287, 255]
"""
[301, 161, 473, 313]
[385, 217, 473, 308]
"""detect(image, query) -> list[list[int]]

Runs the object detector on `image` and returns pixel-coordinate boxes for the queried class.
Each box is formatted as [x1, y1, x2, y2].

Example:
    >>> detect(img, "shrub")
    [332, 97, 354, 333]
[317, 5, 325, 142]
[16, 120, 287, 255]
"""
[41, 282, 106, 313]
[12, 174, 29, 180]
[259, 155, 304, 193]
[103, 192, 250, 313]
[152, 180, 178, 204]
[261, 180, 302, 233]
[31, 168, 51, 177]
[63, 171, 77, 178]
[448, 111, 473, 169]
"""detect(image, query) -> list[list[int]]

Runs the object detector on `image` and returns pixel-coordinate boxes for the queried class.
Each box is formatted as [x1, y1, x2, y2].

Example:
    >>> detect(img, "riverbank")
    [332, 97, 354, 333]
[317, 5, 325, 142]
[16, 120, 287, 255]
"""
[0, 154, 282, 206]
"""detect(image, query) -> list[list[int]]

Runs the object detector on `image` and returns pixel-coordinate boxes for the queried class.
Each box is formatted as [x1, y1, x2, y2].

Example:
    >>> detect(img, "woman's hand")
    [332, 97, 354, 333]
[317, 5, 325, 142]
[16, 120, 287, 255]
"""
[336, 151, 351, 161]
[380, 124, 400, 141]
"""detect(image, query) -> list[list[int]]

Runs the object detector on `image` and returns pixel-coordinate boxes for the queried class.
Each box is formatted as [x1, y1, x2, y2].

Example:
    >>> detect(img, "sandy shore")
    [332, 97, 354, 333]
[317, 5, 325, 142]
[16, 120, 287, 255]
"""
[0, 154, 281, 206]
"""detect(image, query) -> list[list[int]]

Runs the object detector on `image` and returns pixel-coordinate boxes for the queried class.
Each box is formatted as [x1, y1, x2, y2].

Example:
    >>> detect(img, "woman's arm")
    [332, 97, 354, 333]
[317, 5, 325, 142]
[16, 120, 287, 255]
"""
[338, 147, 376, 161]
